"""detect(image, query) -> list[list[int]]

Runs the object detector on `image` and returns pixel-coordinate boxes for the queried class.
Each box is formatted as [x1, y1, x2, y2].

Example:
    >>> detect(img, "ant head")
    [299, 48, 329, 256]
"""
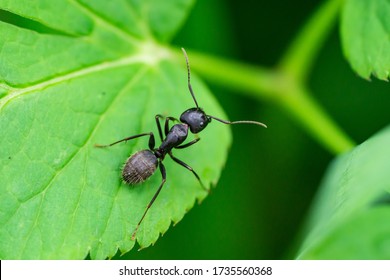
[180, 48, 267, 132]
[180, 108, 211, 133]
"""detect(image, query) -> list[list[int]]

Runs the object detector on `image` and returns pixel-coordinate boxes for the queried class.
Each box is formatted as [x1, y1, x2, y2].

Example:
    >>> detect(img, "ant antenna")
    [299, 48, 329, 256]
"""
[181, 47, 267, 129]
[182, 48, 199, 109]
[208, 115, 267, 128]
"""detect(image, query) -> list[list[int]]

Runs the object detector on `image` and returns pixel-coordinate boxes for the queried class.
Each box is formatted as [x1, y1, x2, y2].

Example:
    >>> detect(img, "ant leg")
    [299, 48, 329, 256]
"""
[95, 132, 155, 150]
[175, 137, 200, 149]
[131, 162, 167, 240]
[168, 151, 209, 193]
[164, 117, 179, 136]
[155, 115, 164, 141]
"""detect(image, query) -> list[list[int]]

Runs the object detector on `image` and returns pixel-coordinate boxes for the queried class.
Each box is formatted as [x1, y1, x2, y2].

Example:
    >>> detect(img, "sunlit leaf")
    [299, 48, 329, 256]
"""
[0, 0, 231, 259]
[341, 0, 390, 80]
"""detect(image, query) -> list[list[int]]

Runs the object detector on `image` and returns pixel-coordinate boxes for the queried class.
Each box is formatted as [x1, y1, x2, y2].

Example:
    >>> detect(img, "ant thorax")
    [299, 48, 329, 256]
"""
[158, 123, 189, 153]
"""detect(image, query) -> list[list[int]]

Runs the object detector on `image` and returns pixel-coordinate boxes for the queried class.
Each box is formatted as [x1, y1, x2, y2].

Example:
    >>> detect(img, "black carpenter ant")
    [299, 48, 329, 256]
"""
[95, 48, 266, 240]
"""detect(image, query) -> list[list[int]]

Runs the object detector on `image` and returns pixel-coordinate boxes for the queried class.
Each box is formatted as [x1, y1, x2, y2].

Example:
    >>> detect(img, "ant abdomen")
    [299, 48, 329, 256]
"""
[122, 150, 158, 185]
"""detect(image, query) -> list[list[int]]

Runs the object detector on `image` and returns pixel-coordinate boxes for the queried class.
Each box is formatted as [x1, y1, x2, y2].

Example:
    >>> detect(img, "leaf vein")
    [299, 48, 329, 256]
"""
[0, 53, 162, 110]
[70, 0, 142, 44]
[19, 66, 149, 258]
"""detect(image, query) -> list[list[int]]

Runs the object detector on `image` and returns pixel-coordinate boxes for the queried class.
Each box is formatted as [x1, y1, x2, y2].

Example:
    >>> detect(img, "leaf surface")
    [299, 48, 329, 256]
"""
[0, 0, 231, 259]
[298, 125, 390, 259]
[341, 0, 390, 80]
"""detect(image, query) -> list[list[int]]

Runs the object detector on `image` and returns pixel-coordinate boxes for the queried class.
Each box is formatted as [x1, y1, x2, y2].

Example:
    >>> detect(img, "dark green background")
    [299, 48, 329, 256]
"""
[122, 0, 390, 259]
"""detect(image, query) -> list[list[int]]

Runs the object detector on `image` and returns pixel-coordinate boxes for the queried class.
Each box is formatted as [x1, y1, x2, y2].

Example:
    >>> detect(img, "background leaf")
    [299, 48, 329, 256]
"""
[341, 0, 390, 80]
[0, 0, 231, 259]
[297, 125, 390, 259]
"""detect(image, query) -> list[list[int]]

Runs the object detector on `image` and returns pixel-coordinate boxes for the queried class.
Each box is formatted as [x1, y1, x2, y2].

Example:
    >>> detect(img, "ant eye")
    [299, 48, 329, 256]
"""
[200, 121, 204, 126]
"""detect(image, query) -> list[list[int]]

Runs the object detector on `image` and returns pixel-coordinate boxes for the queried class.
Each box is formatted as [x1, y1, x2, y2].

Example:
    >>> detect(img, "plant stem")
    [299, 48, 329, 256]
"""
[279, 85, 354, 155]
[279, 0, 345, 82]
[171, 0, 354, 155]
[176, 51, 354, 155]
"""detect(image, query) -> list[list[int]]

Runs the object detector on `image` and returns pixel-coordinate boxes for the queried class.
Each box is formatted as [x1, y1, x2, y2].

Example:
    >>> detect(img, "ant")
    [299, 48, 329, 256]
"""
[95, 48, 267, 240]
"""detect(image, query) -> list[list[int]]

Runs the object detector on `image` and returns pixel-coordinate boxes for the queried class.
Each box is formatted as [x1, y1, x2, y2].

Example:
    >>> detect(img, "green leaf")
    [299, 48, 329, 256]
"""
[297, 125, 390, 259]
[341, 0, 390, 80]
[0, 0, 231, 259]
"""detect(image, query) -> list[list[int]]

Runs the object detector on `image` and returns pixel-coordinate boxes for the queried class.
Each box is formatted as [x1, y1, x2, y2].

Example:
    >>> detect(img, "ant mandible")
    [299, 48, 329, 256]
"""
[95, 48, 267, 240]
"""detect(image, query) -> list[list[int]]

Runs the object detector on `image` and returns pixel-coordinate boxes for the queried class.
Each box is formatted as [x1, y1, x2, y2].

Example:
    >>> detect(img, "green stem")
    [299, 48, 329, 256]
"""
[171, 0, 354, 155]
[279, 85, 354, 155]
[177, 51, 354, 154]
[279, 0, 345, 82]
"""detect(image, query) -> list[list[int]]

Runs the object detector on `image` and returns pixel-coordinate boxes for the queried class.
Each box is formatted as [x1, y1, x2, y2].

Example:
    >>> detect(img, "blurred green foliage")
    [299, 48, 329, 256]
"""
[121, 0, 390, 259]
